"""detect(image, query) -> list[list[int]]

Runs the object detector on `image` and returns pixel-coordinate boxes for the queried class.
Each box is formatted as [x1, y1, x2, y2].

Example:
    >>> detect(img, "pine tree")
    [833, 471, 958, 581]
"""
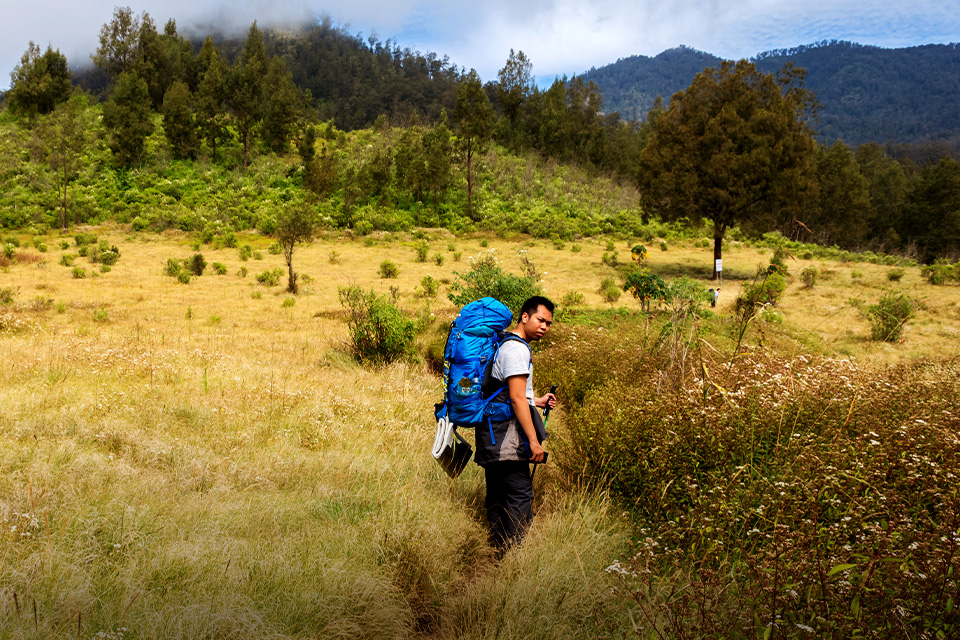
[162, 80, 199, 159]
[229, 22, 268, 168]
[7, 43, 73, 121]
[453, 71, 494, 221]
[102, 71, 155, 167]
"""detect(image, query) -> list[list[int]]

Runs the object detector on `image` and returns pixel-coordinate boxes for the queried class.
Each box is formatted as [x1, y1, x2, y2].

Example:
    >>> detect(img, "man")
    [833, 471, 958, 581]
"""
[474, 296, 557, 552]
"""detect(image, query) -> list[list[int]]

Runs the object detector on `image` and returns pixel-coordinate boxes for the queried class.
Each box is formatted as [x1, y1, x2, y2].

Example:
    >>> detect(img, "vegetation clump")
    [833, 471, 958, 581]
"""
[864, 291, 916, 342]
[338, 285, 416, 364]
[447, 250, 541, 314]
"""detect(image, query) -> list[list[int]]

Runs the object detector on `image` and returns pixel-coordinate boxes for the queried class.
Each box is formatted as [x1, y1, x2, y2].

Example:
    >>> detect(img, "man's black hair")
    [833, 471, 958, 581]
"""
[518, 296, 555, 321]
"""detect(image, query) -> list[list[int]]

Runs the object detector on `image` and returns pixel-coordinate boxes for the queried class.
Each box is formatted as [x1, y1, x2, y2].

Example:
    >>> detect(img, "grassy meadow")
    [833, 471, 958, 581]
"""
[1, 227, 959, 638]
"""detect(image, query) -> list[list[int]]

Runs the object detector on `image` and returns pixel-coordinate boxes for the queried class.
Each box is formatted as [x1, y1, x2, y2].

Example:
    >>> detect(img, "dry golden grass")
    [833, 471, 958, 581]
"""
[0, 227, 632, 639]
[1, 227, 957, 638]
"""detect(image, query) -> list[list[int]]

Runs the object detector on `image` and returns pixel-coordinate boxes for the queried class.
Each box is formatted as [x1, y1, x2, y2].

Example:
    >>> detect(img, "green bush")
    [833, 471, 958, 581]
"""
[570, 243, 582, 253]
[59, 254, 76, 267]
[379, 260, 399, 278]
[433, 253, 444, 266]
[659, 240, 668, 252]
[92, 308, 109, 323]
[3, 244, 15, 260]
[71, 267, 86, 279]
[447, 251, 542, 315]
[268, 242, 282, 255]
[256, 268, 284, 286]
[164, 258, 182, 278]
[238, 244, 253, 261]
[414, 240, 429, 262]
[418, 275, 440, 298]
[735, 271, 786, 319]
[887, 267, 906, 282]
[561, 290, 586, 307]
[799, 265, 818, 288]
[282, 297, 295, 308]
[0, 286, 17, 305]
[865, 292, 916, 342]
[188, 253, 207, 276]
[212, 262, 227, 275]
[131, 216, 149, 231]
[601, 250, 619, 267]
[338, 285, 416, 365]
[920, 259, 956, 285]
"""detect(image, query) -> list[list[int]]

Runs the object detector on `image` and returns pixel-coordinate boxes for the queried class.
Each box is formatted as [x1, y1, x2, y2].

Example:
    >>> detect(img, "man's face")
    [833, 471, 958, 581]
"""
[521, 305, 553, 341]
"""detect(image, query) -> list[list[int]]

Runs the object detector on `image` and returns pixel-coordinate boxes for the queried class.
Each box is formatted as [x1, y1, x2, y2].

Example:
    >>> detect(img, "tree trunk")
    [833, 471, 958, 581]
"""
[712, 224, 725, 281]
[465, 143, 473, 220]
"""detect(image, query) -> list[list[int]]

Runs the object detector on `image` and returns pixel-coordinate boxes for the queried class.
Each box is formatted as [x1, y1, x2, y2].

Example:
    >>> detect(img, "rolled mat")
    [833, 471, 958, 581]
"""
[431, 416, 473, 479]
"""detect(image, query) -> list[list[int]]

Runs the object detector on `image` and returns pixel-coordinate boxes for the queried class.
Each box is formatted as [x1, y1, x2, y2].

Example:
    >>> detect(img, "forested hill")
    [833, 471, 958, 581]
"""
[582, 41, 960, 147]
[73, 18, 462, 131]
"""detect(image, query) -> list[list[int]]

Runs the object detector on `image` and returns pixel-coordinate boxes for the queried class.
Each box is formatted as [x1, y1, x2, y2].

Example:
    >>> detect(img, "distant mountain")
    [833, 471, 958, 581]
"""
[581, 41, 960, 147]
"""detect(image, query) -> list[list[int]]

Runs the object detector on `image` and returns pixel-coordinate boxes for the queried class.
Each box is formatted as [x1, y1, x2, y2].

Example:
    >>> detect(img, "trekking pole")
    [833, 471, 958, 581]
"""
[532, 384, 558, 481]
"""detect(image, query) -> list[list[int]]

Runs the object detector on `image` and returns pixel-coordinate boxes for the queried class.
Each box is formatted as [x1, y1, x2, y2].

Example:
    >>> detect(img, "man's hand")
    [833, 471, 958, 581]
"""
[535, 393, 557, 410]
[529, 440, 546, 463]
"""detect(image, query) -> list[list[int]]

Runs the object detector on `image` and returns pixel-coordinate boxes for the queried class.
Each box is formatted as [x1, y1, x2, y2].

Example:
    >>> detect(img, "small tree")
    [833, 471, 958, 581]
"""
[865, 292, 916, 342]
[277, 207, 316, 293]
[8, 42, 72, 121]
[35, 96, 88, 230]
[454, 71, 494, 221]
[624, 269, 669, 312]
[102, 71, 154, 166]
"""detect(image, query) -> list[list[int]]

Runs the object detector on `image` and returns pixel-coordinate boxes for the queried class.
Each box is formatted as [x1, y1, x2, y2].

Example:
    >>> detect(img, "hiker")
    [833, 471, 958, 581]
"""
[712, 287, 720, 307]
[474, 295, 557, 552]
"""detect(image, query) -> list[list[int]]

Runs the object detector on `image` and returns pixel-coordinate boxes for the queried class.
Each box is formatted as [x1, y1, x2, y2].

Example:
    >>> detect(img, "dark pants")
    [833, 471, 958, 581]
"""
[484, 461, 533, 550]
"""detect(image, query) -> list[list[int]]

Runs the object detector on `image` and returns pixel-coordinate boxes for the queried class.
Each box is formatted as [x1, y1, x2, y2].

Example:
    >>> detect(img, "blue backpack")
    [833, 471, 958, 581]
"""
[435, 298, 520, 428]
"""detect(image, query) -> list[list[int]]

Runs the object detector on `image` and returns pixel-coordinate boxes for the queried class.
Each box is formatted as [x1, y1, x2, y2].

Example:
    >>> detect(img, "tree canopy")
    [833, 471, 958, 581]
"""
[639, 60, 818, 277]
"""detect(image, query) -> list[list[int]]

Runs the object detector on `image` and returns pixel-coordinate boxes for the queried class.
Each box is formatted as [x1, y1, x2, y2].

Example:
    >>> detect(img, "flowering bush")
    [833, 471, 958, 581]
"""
[539, 327, 960, 638]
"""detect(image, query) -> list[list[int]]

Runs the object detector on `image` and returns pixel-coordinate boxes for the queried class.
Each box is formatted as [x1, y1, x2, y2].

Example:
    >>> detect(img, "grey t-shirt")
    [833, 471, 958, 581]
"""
[491, 339, 533, 405]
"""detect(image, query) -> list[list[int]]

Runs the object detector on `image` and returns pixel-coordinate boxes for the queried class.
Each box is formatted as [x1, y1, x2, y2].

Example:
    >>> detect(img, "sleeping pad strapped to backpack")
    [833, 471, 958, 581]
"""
[432, 298, 518, 477]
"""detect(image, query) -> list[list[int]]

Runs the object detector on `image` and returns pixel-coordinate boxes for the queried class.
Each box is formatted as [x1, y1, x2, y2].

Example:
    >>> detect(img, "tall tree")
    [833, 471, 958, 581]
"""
[497, 49, 533, 137]
[34, 96, 88, 229]
[423, 115, 453, 221]
[7, 43, 72, 121]
[162, 80, 198, 159]
[195, 38, 228, 163]
[639, 61, 818, 279]
[102, 71, 154, 167]
[904, 158, 960, 262]
[260, 57, 302, 154]
[807, 142, 871, 247]
[453, 71, 494, 221]
[92, 6, 143, 78]
[229, 22, 268, 168]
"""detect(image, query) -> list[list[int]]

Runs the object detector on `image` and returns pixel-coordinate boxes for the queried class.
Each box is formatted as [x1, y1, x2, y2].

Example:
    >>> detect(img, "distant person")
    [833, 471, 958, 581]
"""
[474, 296, 557, 553]
[712, 288, 720, 308]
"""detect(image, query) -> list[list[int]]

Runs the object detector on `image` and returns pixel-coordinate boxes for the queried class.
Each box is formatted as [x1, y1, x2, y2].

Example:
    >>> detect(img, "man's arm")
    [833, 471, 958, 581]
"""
[507, 375, 545, 463]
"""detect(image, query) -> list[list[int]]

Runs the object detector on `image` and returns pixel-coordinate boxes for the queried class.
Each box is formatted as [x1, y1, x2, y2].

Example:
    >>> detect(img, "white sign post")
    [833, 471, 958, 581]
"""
[715, 259, 723, 286]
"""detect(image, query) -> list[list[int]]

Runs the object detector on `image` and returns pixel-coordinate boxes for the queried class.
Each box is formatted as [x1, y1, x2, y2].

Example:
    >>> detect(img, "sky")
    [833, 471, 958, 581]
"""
[2, 0, 959, 90]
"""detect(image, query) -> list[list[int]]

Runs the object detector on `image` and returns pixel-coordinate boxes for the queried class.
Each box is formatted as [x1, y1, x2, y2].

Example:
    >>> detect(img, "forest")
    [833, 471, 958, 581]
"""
[1, 9, 959, 263]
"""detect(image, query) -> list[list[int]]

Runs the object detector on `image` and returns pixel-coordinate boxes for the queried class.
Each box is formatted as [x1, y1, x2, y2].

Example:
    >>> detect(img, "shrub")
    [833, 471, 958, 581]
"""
[379, 260, 399, 278]
[212, 262, 227, 275]
[251, 291, 262, 299]
[3, 244, 15, 260]
[59, 240, 69, 250]
[188, 253, 207, 276]
[338, 285, 416, 365]
[73, 233, 97, 248]
[433, 253, 444, 266]
[177, 271, 191, 284]
[561, 290, 586, 307]
[570, 243, 582, 253]
[131, 216, 149, 231]
[865, 292, 916, 342]
[768, 247, 789, 276]
[799, 265, 818, 288]
[414, 240, 429, 262]
[89, 240, 120, 266]
[92, 308, 109, 323]
[418, 275, 440, 298]
[256, 268, 284, 286]
[553, 238, 566, 250]
[268, 242, 282, 255]
[447, 250, 542, 315]
[164, 258, 182, 278]
[253, 251, 263, 260]
[71, 267, 86, 279]
[447, 242, 456, 252]
[601, 251, 619, 267]
[479, 238, 489, 248]
[100, 264, 111, 273]
[887, 267, 906, 282]
[328, 250, 340, 264]
[659, 240, 668, 252]
[920, 259, 956, 285]
[238, 245, 252, 261]
[238, 267, 248, 278]
[0, 286, 17, 305]
[605, 240, 615, 251]
[282, 297, 295, 308]
[536, 340, 960, 640]
[851, 269, 864, 280]
[59, 254, 76, 267]
[453, 251, 462, 262]
[735, 271, 786, 320]
[33, 239, 47, 253]
[4, 236, 20, 247]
